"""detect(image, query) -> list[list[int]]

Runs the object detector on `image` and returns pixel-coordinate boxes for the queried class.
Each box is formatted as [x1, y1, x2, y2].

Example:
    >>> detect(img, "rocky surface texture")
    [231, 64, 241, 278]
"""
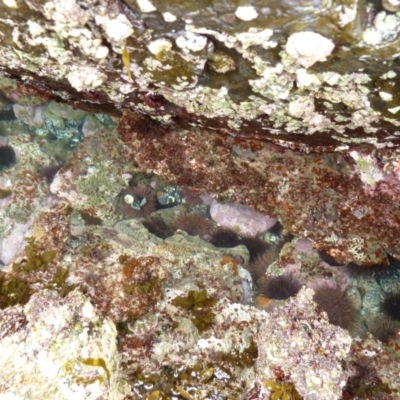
[0, 0, 400, 148]
[1, 1, 400, 399]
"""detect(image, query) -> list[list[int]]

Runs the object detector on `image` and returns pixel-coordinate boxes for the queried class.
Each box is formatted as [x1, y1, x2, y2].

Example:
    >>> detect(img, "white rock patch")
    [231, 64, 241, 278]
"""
[235, 6, 258, 21]
[286, 31, 335, 68]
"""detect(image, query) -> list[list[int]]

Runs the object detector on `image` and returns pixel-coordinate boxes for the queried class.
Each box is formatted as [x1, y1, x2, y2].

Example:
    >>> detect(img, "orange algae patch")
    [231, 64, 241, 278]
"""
[255, 296, 274, 309]
[221, 256, 239, 276]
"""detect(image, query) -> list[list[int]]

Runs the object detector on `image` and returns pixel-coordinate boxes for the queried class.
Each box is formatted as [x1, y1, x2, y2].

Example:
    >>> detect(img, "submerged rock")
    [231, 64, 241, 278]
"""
[256, 288, 352, 400]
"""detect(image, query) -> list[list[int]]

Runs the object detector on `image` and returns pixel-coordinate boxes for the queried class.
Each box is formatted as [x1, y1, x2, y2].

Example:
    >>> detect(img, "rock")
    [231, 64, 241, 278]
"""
[256, 288, 352, 400]
[0, 290, 131, 399]
[1, 2, 400, 147]
[210, 200, 278, 236]
[286, 31, 335, 68]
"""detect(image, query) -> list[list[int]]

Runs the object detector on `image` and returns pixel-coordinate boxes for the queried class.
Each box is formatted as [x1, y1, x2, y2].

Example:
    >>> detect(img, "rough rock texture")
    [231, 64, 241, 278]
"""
[1, 1, 400, 148]
[210, 200, 277, 236]
[1, 139, 399, 397]
[0, 290, 130, 400]
[0, 101, 116, 264]
[119, 111, 400, 265]
[256, 287, 352, 400]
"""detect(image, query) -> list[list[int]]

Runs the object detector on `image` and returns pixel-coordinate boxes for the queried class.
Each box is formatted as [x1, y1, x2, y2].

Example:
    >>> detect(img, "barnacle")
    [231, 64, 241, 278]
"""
[143, 92, 165, 108]
[263, 380, 302, 400]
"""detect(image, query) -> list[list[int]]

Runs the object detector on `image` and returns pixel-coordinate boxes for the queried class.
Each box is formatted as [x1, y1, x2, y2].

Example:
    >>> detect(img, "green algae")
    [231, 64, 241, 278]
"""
[0, 189, 12, 199]
[12, 237, 57, 273]
[263, 380, 302, 400]
[173, 289, 217, 310]
[173, 289, 218, 332]
[0, 272, 31, 309]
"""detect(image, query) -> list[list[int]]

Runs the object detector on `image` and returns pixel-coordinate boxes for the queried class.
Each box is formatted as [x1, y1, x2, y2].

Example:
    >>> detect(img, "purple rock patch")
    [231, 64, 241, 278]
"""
[210, 200, 277, 236]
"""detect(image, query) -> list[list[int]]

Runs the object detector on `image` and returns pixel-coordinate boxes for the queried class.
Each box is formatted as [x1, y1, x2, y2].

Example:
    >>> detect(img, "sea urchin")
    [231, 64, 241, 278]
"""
[0, 145, 16, 171]
[120, 186, 156, 218]
[313, 284, 358, 330]
[246, 251, 278, 282]
[260, 275, 301, 300]
[239, 236, 269, 262]
[209, 227, 240, 248]
[380, 292, 400, 321]
[173, 213, 213, 237]
[142, 216, 174, 239]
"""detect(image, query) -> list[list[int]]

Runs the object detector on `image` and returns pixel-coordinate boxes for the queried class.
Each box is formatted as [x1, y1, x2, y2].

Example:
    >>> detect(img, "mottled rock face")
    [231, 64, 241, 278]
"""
[1, 0, 400, 149]
[119, 111, 400, 265]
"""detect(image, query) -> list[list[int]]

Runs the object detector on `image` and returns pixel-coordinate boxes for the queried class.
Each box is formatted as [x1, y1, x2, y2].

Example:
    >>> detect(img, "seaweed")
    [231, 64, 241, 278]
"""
[173, 289, 217, 310]
[45, 267, 77, 297]
[12, 237, 57, 273]
[263, 380, 302, 400]
[173, 290, 218, 333]
[0, 188, 12, 199]
[0, 272, 32, 309]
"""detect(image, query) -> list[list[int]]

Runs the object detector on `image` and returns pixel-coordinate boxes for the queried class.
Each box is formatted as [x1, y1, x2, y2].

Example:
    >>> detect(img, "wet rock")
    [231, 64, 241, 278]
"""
[0, 290, 130, 399]
[256, 287, 352, 400]
[210, 200, 277, 236]
[119, 111, 400, 265]
[0, 1, 400, 147]
[286, 31, 335, 68]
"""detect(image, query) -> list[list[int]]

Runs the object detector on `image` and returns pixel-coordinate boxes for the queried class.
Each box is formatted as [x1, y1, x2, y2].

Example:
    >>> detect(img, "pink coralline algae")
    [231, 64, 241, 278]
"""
[256, 288, 352, 400]
[210, 200, 277, 236]
[118, 111, 400, 266]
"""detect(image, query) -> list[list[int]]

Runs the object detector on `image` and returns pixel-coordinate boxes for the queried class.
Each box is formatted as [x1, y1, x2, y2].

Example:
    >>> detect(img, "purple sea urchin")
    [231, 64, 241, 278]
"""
[260, 275, 301, 300]
[142, 216, 174, 239]
[345, 262, 388, 277]
[0, 145, 16, 171]
[120, 186, 156, 218]
[173, 213, 213, 237]
[246, 251, 278, 282]
[239, 236, 269, 262]
[209, 227, 240, 248]
[380, 292, 400, 321]
[313, 284, 358, 330]
[40, 164, 63, 183]
[368, 315, 400, 343]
